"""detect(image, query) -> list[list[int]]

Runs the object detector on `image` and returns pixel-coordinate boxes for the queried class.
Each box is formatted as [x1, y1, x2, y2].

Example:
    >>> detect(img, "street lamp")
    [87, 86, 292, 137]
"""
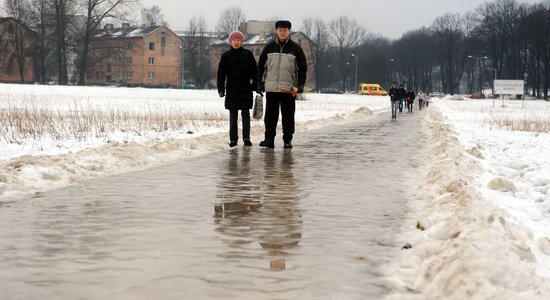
[389, 58, 395, 84]
[351, 53, 358, 94]
[467, 55, 488, 95]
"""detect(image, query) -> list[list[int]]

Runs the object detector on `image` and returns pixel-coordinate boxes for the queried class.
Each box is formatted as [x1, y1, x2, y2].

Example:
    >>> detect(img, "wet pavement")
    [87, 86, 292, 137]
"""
[0, 111, 427, 299]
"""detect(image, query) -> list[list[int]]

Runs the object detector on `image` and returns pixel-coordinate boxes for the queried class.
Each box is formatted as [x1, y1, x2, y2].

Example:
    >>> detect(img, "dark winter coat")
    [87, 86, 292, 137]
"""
[389, 86, 400, 101]
[217, 47, 258, 110]
[406, 90, 416, 102]
[399, 87, 407, 100]
[258, 37, 307, 93]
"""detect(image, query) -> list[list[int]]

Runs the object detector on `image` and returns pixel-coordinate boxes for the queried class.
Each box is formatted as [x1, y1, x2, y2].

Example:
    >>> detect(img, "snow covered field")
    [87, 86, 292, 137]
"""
[0, 83, 388, 201]
[385, 97, 550, 299]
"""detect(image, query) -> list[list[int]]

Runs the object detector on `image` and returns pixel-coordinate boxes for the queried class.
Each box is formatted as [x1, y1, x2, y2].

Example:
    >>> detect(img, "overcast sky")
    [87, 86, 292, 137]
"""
[139, 0, 544, 38]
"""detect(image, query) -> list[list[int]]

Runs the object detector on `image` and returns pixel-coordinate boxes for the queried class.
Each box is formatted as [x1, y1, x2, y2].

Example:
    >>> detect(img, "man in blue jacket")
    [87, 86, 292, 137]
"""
[257, 20, 307, 149]
[388, 82, 400, 119]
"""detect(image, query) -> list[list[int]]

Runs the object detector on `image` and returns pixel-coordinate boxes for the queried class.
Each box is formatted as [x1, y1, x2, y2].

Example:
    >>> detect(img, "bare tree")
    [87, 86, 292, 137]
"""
[47, 0, 79, 85]
[431, 13, 466, 94]
[29, 0, 50, 83]
[2, 0, 34, 83]
[392, 27, 435, 91]
[77, 0, 137, 85]
[476, 0, 525, 80]
[141, 5, 168, 26]
[186, 15, 210, 88]
[329, 16, 367, 92]
[302, 17, 330, 89]
[356, 35, 392, 88]
[215, 6, 245, 36]
[523, 3, 550, 99]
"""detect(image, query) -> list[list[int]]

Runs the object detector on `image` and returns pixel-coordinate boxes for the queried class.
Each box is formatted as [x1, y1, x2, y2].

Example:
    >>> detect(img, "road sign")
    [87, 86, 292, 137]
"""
[494, 80, 524, 95]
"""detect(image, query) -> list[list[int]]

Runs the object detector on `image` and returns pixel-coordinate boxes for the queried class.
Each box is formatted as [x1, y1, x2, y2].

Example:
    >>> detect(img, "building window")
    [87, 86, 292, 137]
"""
[148, 72, 155, 79]
[127, 72, 133, 80]
[107, 64, 112, 72]
[149, 57, 155, 65]
[0, 67, 3, 76]
[161, 32, 166, 46]
[95, 71, 100, 79]
[127, 42, 134, 49]
[149, 42, 155, 50]
[86, 70, 92, 80]
[126, 57, 133, 65]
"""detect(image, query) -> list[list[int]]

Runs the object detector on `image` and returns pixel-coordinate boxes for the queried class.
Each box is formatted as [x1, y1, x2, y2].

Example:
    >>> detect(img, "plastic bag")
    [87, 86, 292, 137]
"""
[253, 94, 263, 120]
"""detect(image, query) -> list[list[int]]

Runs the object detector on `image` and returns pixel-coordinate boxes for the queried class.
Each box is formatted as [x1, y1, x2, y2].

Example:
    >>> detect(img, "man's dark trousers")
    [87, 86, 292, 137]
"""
[264, 92, 295, 142]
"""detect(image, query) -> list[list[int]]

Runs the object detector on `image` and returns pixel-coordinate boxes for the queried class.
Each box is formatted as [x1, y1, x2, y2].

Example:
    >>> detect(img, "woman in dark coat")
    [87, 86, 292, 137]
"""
[217, 30, 258, 147]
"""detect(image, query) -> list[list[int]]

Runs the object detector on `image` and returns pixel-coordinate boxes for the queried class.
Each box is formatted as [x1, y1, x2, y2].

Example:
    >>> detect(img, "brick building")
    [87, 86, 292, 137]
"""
[0, 17, 37, 84]
[86, 23, 183, 87]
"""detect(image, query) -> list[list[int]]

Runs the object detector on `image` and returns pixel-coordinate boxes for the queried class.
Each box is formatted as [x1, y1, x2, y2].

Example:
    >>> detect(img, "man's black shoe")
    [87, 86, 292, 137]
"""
[243, 139, 253, 146]
[229, 141, 237, 147]
[259, 140, 274, 148]
[283, 141, 293, 149]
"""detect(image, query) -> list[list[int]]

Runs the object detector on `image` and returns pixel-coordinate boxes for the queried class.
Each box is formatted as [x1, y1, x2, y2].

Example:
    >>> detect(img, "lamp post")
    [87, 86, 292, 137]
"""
[389, 58, 395, 84]
[351, 53, 358, 94]
[467, 55, 487, 95]
[180, 45, 185, 89]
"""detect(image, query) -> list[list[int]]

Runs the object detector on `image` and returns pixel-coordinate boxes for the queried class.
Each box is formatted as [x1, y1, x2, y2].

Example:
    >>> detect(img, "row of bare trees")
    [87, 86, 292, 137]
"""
[3, 0, 549, 97]
[300, 0, 549, 98]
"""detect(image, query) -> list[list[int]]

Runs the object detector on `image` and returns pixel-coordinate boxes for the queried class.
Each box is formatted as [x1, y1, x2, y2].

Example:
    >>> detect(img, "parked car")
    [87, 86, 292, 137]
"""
[358, 83, 387, 96]
[319, 87, 343, 94]
[178, 82, 197, 89]
[470, 92, 486, 99]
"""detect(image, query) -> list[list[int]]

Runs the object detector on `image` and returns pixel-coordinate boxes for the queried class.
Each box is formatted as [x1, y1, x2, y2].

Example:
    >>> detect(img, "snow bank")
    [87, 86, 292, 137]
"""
[0, 83, 389, 202]
[384, 99, 550, 299]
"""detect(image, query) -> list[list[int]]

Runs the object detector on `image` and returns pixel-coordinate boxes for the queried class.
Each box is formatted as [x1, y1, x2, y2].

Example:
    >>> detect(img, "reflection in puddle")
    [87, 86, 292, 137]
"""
[215, 149, 302, 258]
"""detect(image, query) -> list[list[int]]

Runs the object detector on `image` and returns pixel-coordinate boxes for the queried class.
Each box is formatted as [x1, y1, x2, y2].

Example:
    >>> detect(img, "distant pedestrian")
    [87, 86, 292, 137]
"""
[398, 84, 406, 113]
[257, 20, 307, 149]
[388, 82, 400, 119]
[418, 91, 425, 110]
[425, 93, 430, 107]
[217, 30, 258, 147]
[406, 88, 416, 112]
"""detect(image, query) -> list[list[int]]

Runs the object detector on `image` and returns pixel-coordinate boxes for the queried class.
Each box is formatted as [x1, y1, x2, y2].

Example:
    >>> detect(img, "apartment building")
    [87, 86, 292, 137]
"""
[0, 17, 36, 84]
[87, 23, 183, 87]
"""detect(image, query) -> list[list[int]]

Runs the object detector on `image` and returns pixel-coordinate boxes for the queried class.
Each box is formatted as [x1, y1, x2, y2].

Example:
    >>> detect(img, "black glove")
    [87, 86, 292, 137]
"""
[218, 91, 225, 98]
[258, 83, 265, 93]
[297, 85, 304, 94]
[257, 90, 264, 97]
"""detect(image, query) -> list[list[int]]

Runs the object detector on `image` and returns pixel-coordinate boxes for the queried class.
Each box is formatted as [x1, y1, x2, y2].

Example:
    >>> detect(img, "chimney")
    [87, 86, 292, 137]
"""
[105, 23, 113, 35]
[150, 22, 156, 27]
[122, 22, 130, 33]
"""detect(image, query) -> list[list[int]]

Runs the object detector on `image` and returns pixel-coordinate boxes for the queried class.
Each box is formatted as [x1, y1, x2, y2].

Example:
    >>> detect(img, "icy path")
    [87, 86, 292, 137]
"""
[0, 112, 427, 299]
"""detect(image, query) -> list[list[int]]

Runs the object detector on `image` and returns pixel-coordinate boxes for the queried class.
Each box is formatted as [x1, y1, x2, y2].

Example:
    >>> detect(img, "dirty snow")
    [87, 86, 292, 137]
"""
[0, 83, 388, 201]
[384, 97, 550, 299]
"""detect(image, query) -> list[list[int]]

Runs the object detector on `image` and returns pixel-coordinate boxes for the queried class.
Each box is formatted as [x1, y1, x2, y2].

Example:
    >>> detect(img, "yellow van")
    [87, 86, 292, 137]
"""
[358, 83, 388, 96]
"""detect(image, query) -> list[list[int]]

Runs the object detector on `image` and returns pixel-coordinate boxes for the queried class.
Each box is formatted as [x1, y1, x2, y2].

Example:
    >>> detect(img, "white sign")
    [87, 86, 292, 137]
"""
[493, 80, 524, 95]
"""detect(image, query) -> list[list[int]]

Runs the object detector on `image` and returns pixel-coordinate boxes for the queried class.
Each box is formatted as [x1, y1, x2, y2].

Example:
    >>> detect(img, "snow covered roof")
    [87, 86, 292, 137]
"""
[174, 30, 222, 39]
[93, 25, 165, 39]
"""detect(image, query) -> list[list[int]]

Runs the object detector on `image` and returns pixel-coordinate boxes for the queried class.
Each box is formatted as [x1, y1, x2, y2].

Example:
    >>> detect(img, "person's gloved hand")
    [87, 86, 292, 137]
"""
[257, 90, 264, 97]
[219, 91, 225, 98]
[297, 85, 304, 94]
[258, 83, 265, 93]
